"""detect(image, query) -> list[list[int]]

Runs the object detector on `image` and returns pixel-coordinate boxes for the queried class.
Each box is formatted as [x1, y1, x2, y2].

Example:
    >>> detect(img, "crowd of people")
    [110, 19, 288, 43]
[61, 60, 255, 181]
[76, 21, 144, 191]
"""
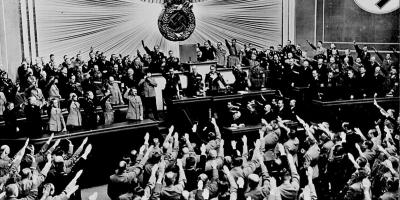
[0, 36, 398, 200]
[189, 39, 399, 100]
[0, 38, 398, 137]
[107, 95, 399, 200]
[0, 134, 93, 200]
[220, 97, 299, 128]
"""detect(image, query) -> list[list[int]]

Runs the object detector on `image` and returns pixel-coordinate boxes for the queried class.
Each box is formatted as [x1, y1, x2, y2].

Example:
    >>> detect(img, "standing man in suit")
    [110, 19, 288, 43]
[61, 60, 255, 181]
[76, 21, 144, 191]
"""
[354, 41, 371, 64]
[186, 66, 203, 97]
[138, 69, 158, 120]
[373, 47, 397, 75]
[276, 99, 290, 120]
[205, 65, 227, 95]
[81, 91, 98, 129]
[166, 50, 181, 71]
[24, 96, 42, 137]
[124, 88, 143, 121]
[232, 64, 249, 91]
[164, 68, 182, 99]
[358, 66, 371, 98]
[306, 40, 327, 61]
[313, 58, 328, 82]
[142, 40, 166, 72]
[198, 40, 216, 61]
[340, 49, 354, 66]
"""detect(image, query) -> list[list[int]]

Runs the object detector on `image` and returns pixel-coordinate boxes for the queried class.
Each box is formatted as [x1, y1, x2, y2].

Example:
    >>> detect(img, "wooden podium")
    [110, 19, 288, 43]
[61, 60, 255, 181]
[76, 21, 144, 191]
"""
[179, 44, 197, 64]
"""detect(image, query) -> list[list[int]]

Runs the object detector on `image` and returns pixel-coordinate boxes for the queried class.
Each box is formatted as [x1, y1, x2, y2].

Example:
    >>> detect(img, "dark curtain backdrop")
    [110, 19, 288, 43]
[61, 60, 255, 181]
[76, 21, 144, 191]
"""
[36, 0, 282, 62]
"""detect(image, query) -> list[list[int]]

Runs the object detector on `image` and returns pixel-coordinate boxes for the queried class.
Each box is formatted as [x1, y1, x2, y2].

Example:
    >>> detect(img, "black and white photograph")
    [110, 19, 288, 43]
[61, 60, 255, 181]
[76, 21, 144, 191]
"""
[0, 0, 398, 199]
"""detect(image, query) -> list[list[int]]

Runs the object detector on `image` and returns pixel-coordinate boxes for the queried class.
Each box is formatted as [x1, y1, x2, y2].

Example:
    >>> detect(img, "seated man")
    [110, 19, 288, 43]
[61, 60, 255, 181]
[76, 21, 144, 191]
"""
[205, 65, 227, 95]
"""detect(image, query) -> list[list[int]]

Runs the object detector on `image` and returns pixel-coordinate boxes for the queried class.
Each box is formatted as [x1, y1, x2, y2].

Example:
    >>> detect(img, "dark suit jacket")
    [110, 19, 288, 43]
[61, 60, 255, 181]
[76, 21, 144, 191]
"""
[205, 72, 226, 92]
[354, 44, 371, 62]
[24, 105, 42, 136]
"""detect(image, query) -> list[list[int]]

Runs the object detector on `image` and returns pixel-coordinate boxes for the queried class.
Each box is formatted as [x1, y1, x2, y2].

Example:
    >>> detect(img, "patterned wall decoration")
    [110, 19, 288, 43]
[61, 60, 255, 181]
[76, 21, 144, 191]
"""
[35, 0, 282, 62]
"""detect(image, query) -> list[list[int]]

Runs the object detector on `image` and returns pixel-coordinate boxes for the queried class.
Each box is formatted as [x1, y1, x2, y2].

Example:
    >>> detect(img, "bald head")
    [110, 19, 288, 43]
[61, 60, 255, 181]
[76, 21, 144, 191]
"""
[117, 161, 127, 174]
[6, 184, 18, 198]
[165, 171, 176, 186]
[1, 145, 10, 156]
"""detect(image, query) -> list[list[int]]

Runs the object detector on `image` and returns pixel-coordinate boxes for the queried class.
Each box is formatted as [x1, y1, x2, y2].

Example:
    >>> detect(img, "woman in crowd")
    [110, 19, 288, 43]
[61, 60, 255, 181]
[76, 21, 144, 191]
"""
[47, 98, 67, 133]
[46, 76, 61, 100]
[66, 93, 82, 130]
[0, 91, 6, 115]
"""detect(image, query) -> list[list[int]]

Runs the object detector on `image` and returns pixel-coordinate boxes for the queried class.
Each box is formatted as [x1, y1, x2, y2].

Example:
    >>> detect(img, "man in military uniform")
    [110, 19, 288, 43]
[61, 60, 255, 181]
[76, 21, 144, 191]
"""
[249, 61, 266, 90]
[232, 64, 249, 91]
[186, 66, 203, 97]
[225, 38, 241, 68]
[215, 42, 227, 68]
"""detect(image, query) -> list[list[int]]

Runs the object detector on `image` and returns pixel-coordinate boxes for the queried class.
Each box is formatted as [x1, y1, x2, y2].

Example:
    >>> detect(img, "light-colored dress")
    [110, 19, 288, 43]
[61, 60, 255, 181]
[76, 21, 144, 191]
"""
[66, 101, 82, 127]
[0, 92, 7, 115]
[108, 83, 124, 105]
[48, 107, 66, 132]
[48, 84, 61, 100]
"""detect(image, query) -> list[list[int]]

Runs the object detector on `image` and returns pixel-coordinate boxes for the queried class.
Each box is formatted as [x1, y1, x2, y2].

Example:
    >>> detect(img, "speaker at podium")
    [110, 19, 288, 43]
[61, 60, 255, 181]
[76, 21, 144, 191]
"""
[179, 44, 198, 64]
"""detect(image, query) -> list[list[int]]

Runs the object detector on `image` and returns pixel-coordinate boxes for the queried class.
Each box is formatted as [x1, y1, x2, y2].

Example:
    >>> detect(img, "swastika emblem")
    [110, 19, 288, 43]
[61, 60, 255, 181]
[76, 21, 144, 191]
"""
[354, 0, 399, 14]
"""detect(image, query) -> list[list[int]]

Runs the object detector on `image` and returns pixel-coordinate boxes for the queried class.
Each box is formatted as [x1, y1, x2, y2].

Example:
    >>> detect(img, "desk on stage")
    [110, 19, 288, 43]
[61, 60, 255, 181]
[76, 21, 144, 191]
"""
[151, 61, 257, 110]
[0, 119, 159, 188]
[312, 96, 400, 107]
[223, 124, 263, 136]
[223, 121, 302, 138]
[165, 96, 212, 106]
[212, 90, 276, 102]
[310, 96, 400, 123]
[166, 89, 277, 106]
[165, 90, 277, 129]
[152, 61, 217, 110]
[291, 86, 309, 102]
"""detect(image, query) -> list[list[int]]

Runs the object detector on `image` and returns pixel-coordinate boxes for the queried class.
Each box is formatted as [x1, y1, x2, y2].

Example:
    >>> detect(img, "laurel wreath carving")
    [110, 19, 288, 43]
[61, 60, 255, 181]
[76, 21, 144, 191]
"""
[158, 5, 196, 41]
